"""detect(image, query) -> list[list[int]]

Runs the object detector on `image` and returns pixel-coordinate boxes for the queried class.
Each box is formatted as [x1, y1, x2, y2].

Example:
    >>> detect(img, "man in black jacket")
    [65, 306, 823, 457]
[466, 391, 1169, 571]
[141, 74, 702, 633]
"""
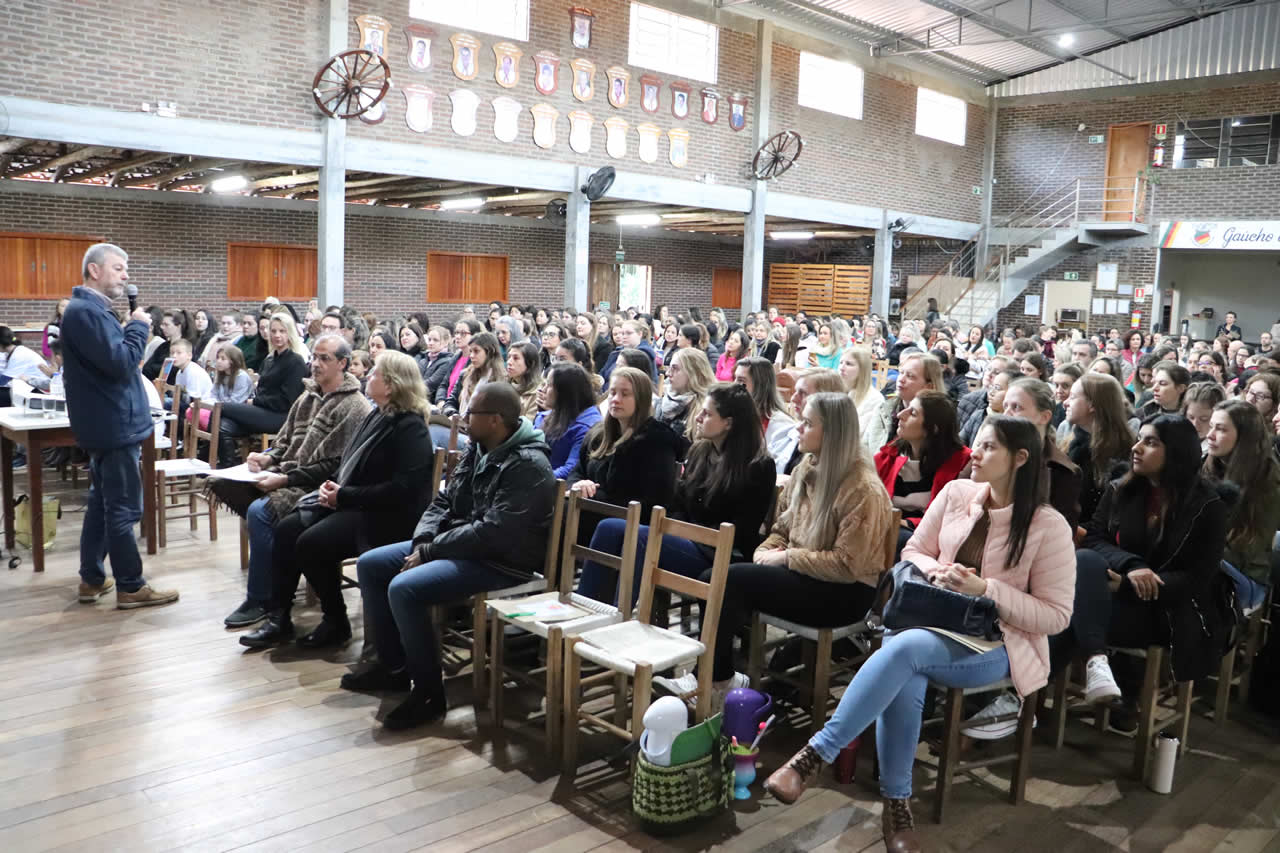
[347, 382, 559, 729]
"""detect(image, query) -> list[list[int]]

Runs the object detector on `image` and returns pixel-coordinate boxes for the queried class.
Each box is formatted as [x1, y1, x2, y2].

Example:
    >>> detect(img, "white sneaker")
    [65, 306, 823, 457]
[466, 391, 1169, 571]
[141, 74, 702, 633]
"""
[960, 690, 1028, 740]
[1083, 655, 1122, 705]
[655, 672, 749, 714]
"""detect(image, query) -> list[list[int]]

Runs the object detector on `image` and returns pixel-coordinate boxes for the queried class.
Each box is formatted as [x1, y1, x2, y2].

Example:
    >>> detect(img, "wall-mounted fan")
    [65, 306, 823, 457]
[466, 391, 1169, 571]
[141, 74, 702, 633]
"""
[581, 166, 615, 200]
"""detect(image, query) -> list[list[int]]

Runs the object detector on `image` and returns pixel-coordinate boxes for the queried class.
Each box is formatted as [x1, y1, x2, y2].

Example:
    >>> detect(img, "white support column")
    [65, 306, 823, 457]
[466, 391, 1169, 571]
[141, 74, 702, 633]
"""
[975, 96, 997, 275]
[317, 0, 348, 308]
[741, 19, 773, 315]
[564, 167, 590, 310]
[872, 210, 893, 318]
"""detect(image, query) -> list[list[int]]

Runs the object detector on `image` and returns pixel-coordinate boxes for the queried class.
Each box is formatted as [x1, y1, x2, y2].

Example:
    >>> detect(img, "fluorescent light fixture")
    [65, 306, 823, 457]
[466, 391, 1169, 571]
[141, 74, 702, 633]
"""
[438, 196, 485, 210]
[616, 214, 661, 226]
[1232, 119, 1242, 126]
[771, 230, 814, 241]
[1058, 33, 1075, 47]
[209, 175, 248, 193]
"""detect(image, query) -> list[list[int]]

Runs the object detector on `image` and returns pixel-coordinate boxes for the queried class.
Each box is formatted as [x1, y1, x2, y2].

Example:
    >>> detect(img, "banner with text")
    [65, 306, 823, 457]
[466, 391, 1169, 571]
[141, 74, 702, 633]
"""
[1160, 220, 1280, 250]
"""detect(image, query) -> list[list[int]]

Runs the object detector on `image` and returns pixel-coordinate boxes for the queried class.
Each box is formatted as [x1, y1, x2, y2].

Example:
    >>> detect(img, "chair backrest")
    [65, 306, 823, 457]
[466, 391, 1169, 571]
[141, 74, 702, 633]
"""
[871, 359, 890, 391]
[634, 508, 736, 651]
[540, 479, 568, 589]
[558, 491, 643, 617]
[883, 508, 902, 570]
[157, 378, 183, 455]
[776, 370, 797, 405]
[444, 415, 462, 481]
[187, 398, 223, 467]
[429, 446, 447, 499]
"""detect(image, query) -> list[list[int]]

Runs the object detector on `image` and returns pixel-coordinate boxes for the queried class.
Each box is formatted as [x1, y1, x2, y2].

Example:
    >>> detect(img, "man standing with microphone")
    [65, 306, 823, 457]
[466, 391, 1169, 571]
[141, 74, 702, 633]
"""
[63, 243, 179, 608]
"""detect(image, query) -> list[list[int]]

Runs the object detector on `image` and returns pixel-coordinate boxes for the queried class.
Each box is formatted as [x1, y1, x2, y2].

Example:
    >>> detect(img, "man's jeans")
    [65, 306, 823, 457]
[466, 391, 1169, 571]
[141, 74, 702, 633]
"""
[79, 444, 147, 593]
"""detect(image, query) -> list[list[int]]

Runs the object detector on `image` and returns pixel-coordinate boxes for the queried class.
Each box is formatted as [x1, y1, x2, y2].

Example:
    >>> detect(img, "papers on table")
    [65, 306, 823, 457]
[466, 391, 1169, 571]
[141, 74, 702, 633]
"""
[488, 596, 591, 623]
[206, 463, 269, 482]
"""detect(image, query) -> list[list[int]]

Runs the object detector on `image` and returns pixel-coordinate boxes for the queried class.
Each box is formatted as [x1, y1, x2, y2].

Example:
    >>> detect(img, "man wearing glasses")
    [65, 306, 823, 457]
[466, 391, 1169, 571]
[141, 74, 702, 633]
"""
[347, 382, 559, 730]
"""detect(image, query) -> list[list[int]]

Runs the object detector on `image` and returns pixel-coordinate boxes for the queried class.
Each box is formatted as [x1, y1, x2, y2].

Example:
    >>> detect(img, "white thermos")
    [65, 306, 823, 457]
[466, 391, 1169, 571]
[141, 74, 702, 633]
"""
[1148, 733, 1179, 793]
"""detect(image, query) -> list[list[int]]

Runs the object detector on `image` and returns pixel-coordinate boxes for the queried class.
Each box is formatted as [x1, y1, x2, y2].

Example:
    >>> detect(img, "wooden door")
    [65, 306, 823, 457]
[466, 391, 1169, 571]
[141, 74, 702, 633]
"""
[227, 244, 277, 300]
[36, 238, 94, 298]
[1103, 123, 1150, 222]
[711, 267, 742, 310]
[276, 247, 317, 300]
[0, 236, 36, 297]
[589, 262, 619, 311]
[464, 254, 509, 303]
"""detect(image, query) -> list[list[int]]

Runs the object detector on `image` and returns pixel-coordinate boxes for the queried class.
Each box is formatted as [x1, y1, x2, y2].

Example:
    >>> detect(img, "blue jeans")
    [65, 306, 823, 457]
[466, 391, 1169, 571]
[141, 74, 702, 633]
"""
[577, 519, 713, 608]
[245, 497, 276, 605]
[808, 629, 1012, 799]
[357, 541, 516, 696]
[1223, 560, 1268, 610]
[79, 444, 146, 593]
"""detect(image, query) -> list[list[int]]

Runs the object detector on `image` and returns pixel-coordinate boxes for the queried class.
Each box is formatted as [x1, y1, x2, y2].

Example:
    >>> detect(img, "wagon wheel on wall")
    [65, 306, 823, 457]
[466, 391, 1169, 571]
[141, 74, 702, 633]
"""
[312, 50, 392, 119]
[752, 130, 803, 180]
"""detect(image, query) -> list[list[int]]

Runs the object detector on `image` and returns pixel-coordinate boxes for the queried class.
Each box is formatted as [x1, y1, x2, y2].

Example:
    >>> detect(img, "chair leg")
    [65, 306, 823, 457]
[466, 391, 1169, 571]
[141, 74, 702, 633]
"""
[747, 613, 766, 690]
[934, 687, 964, 824]
[810, 630, 833, 737]
[1051, 667, 1069, 749]
[1215, 646, 1235, 724]
[1133, 647, 1162, 781]
[1011, 688, 1037, 805]
[546, 625, 564, 760]
[562, 637, 583, 774]
[472, 595, 489, 710]
[208, 494, 218, 541]
[239, 519, 249, 572]
[613, 673, 629, 727]
[1175, 680, 1193, 754]
[188, 478, 198, 531]
[1239, 609, 1266, 704]
[489, 612, 505, 727]
[156, 478, 167, 549]
[631, 664, 653, 742]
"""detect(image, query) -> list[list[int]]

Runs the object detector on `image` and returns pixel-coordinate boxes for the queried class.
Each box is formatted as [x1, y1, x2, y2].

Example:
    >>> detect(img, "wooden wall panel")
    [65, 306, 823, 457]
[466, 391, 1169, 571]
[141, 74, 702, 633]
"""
[712, 267, 743, 310]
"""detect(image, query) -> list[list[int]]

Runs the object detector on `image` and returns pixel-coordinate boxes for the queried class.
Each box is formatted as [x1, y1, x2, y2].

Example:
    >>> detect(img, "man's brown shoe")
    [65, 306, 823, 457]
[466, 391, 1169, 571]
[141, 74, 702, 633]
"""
[763, 744, 825, 805]
[117, 584, 179, 610]
[78, 578, 115, 603]
[881, 797, 922, 853]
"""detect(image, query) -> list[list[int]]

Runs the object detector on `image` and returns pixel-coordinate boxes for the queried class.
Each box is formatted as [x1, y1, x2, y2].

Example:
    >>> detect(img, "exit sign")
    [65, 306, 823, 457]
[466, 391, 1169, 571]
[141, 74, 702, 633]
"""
[1064, 271, 1080, 280]
[614, 249, 625, 263]
[1088, 134, 1105, 144]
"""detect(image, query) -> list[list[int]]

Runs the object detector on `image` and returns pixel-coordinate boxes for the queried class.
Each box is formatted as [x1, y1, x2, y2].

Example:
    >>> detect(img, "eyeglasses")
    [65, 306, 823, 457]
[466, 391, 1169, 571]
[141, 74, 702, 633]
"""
[1246, 390, 1274, 402]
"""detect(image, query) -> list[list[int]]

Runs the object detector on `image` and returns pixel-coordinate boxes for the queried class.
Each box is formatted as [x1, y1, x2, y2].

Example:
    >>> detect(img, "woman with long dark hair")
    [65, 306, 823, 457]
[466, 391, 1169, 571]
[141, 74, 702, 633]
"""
[442, 331, 506, 418]
[1003, 377, 1082, 531]
[734, 355, 796, 465]
[1062, 373, 1134, 525]
[577, 383, 776, 605]
[534, 363, 601, 478]
[716, 328, 750, 381]
[1140, 360, 1191, 418]
[767, 416, 1074, 853]
[505, 339, 543, 418]
[1204, 400, 1280, 611]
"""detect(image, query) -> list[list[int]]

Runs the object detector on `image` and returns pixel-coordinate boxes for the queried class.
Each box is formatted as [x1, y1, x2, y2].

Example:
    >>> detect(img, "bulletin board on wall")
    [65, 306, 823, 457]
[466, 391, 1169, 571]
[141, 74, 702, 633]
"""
[767, 264, 871, 316]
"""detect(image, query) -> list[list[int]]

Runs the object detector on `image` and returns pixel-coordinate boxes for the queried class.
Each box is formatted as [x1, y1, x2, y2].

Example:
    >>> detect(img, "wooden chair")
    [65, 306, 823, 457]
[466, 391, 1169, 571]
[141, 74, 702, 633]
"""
[561, 510, 736, 773]
[871, 359, 891, 392]
[154, 397, 220, 547]
[485, 494, 642, 758]
[920, 678, 1039, 823]
[1209, 585, 1272, 723]
[746, 509, 901, 734]
[153, 377, 184, 460]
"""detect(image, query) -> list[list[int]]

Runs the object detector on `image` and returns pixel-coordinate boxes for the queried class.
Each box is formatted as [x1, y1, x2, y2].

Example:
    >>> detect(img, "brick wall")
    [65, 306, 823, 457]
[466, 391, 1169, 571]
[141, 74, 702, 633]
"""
[0, 193, 738, 324]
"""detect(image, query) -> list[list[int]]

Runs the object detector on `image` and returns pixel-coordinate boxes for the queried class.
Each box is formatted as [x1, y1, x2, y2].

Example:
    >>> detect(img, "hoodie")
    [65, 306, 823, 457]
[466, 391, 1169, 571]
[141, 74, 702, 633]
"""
[535, 405, 603, 478]
[413, 416, 559, 579]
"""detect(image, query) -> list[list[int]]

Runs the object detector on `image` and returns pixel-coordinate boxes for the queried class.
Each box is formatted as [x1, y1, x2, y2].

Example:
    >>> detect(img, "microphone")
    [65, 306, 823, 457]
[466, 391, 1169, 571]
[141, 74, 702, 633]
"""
[126, 284, 138, 312]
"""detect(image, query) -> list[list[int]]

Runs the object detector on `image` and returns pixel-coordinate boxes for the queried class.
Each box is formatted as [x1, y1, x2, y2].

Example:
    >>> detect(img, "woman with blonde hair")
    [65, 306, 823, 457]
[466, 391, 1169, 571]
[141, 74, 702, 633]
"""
[654, 346, 714, 443]
[839, 346, 886, 451]
[217, 312, 309, 464]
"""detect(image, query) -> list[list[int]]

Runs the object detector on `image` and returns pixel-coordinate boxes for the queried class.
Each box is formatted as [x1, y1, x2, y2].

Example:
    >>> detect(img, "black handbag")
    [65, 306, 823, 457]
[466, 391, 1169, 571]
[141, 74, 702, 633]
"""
[869, 560, 1001, 641]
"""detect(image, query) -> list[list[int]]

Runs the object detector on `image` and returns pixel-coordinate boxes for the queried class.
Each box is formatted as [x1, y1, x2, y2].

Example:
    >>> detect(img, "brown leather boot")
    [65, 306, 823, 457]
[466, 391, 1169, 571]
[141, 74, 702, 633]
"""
[881, 796, 922, 853]
[763, 744, 825, 805]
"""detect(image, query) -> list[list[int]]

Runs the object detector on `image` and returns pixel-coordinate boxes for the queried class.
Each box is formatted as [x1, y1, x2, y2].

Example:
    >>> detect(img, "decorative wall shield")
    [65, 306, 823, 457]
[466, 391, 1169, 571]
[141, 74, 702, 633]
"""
[404, 24, 435, 71]
[567, 111, 593, 154]
[636, 122, 661, 164]
[450, 33, 480, 81]
[604, 117, 628, 159]
[492, 96, 522, 143]
[449, 89, 480, 136]
[570, 58, 595, 102]
[359, 94, 388, 125]
[639, 75, 661, 114]
[533, 52, 560, 96]
[605, 66, 630, 109]
[668, 128, 690, 168]
[493, 42, 522, 88]
[402, 85, 435, 133]
[531, 103, 559, 149]
[728, 93, 748, 132]
[570, 7, 595, 49]
[356, 14, 390, 56]
[700, 88, 720, 124]
[670, 81, 691, 119]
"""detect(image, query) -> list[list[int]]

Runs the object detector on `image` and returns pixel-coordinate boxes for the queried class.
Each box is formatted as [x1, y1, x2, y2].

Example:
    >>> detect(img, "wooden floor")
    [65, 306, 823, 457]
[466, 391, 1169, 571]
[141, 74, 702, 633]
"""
[2, 473, 1280, 853]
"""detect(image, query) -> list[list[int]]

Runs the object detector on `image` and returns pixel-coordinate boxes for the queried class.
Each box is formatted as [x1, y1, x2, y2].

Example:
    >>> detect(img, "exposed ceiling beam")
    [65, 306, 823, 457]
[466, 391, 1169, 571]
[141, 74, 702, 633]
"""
[73, 151, 167, 183]
[117, 157, 237, 188]
[249, 170, 320, 190]
[375, 184, 504, 202]
[341, 178, 445, 199]
[0, 138, 31, 155]
[5, 145, 109, 178]
[1040, 0, 1130, 43]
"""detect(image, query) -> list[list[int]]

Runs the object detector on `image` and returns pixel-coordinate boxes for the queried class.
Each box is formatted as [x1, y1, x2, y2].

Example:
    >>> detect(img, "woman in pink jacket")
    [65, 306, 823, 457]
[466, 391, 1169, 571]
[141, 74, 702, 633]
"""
[714, 328, 748, 382]
[765, 416, 1074, 853]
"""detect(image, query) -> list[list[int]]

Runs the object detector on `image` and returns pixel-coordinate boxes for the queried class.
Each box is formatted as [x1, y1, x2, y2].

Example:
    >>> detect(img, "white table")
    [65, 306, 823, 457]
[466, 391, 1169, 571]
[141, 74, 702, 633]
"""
[0, 407, 161, 572]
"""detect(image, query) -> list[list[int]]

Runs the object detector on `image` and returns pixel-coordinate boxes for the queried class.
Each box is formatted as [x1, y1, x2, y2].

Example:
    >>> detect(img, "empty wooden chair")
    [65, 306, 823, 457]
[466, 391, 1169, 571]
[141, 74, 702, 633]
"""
[154, 397, 221, 547]
[1209, 586, 1272, 723]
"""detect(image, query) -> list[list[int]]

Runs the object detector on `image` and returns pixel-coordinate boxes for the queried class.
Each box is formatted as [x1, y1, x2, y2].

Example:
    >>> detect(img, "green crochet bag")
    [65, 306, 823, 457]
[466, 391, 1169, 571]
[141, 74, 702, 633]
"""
[631, 735, 733, 835]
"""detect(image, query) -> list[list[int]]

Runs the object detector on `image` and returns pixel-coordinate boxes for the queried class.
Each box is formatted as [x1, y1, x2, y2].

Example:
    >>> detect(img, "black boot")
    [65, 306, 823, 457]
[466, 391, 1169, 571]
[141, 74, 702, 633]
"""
[239, 609, 294, 649]
[217, 433, 242, 468]
[383, 685, 447, 730]
[298, 615, 352, 649]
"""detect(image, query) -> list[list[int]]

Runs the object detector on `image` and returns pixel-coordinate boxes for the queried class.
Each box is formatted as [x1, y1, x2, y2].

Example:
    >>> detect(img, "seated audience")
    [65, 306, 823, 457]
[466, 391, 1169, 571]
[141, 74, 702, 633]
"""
[240, 351, 435, 649]
[0, 325, 54, 392]
[1139, 360, 1190, 418]
[1003, 377, 1082, 531]
[1019, 352, 1051, 382]
[654, 346, 714, 444]
[750, 320, 781, 363]
[957, 356, 1013, 431]
[807, 322, 842, 369]
[962, 367, 1017, 447]
[419, 324, 453, 401]
[166, 338, 212, 400]
[1242, 371, 1280, 422]
[199, 312, 242, 369]
[716, 328, 749, 381]
[734, 356, 796, 469]
[772, 369, 846, 479]
[1063, 373, 1134, 525]
[534, 363, 601, 478]
[1204, 400, 1280, 611]
[840, 347, 887, 452]
[142, 310, 189, 380]
[552, 337, 603, 396]
[1183, 381, 1228, 451]
[538, 323, 564, 374]
[877, 352, 943, 444]
[578, 384, 776, 606]
[367, 330, 394, 362]
[218, 313, 310, 464]
[348, 383, 559, 729]
[505, 339, 542, 418]
[601, 321, 658, 384]
[436, 319, 478, 405]
[1049, 363, 1083, 429]
[348, 349, 372, 392]
[215, 335, 371, 628]
[766, 417, 1074, 853]
[442, 331, 506, 419]
[235, 313, 265, 372]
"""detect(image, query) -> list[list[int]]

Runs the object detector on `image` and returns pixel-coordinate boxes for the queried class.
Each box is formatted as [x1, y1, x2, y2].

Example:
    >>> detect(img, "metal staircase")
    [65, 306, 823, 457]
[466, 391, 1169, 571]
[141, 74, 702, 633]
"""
[902, 177, 1153, 329]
